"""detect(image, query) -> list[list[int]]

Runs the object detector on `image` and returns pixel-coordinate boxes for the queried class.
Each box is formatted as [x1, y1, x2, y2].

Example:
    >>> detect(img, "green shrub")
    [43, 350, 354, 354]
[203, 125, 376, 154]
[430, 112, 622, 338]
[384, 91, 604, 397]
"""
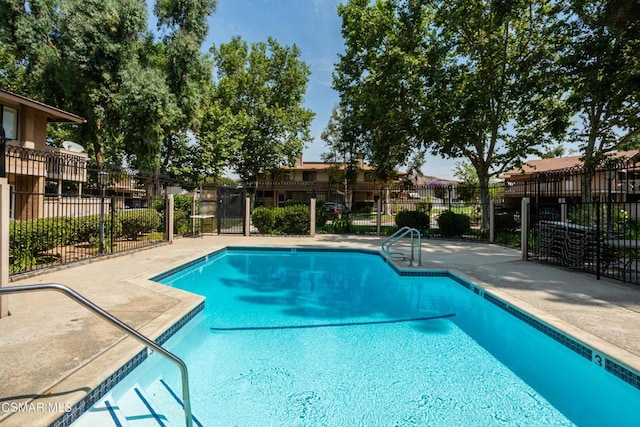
[72, 214, 123, 243]
[395, 210, 430, 231]
[277, 205, 310, 234]
[494, 213, 519, 233]
[172, 210, 190, 235]
[10, 218, 71, 256]
[352, 201, 374, 214]
[252, 207, 276, 234]
[437, 210, 470, 237]
[117, 209, 161, 240]
[332, 215, 352, 233]
[496, 232, 521, 247]
[315, 202, 328, 228]
[154, 195, 196, 236]
[251, 205, 311, 234]
[285, 199, 308, 207]
[417, 198, 433, 214]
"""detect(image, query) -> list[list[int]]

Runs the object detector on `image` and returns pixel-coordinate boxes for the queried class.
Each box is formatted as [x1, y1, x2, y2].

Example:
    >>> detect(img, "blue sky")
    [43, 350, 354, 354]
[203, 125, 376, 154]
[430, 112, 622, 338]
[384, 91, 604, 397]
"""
[149, 0, 460, 179]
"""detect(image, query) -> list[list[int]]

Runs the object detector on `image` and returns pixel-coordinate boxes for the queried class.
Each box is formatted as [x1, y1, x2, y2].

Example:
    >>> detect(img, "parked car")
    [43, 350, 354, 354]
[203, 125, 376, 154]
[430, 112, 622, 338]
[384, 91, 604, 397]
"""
[322, 202, 349, 218]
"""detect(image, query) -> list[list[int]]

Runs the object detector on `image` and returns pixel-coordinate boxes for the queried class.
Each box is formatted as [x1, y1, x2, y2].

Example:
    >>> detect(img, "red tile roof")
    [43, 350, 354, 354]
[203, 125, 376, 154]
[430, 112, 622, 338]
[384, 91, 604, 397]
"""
[502, 150, 640, 179]
[288, 161, 375, 171]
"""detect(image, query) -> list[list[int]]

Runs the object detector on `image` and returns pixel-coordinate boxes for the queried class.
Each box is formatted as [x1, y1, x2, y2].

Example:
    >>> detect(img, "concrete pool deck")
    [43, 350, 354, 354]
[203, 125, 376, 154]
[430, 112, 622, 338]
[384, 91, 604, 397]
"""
[2, 235, 640, 426]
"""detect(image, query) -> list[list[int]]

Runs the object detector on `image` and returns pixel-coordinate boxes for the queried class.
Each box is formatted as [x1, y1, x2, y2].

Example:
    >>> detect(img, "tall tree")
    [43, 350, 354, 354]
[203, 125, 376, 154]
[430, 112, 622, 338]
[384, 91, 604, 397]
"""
[49, 0, 148, 166]
[154, 0, 217, 178]
[209, 36, 314, 185]
[425, 0, 568, 225]
[0, 0, 60, 96]
[334, 0, 429, 183]
[321, 104, 361, 190]
[562, 0, 640, 199]
[0, 0, 150, 165]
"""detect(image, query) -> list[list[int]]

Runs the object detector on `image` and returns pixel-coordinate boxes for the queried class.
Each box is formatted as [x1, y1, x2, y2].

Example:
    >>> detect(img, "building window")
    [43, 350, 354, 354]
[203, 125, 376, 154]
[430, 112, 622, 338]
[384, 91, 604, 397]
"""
[302, 171, 316, 181]
[1, 105, 18, 140]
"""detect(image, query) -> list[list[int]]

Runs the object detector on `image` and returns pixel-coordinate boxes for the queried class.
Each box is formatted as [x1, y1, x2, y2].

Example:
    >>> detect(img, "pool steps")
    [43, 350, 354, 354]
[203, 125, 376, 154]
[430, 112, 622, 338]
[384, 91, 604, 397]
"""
[72, 377, 200, 426]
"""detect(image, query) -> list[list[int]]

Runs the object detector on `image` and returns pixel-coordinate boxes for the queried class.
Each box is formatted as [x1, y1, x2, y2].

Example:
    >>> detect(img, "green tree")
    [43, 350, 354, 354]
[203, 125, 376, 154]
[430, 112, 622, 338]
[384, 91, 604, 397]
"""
[453, 161, 479, 204]
[51, 0, 148, 166]
[334, 0, 429, 183]
[0, 0, 60, 95]
[424, 0, 568, 226]
[561, 0, 640, 200]
[154, 0, 217, 179]
[321, 104, 361, 202]
[209, 36, 314, 186]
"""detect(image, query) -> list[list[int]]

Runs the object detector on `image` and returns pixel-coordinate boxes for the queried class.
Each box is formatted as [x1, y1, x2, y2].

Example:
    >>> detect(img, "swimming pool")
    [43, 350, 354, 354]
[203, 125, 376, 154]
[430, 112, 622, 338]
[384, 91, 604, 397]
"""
[73, 247, 640, 426]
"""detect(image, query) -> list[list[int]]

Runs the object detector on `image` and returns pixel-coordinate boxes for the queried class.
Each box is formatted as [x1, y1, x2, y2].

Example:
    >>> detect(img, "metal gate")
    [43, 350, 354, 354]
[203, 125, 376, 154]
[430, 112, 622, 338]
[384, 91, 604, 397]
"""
[216, 186, 246, 234]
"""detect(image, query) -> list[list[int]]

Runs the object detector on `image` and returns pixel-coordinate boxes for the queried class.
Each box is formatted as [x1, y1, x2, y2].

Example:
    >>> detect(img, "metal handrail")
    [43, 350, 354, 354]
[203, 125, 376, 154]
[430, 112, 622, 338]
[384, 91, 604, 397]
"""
[0, 283, 194, 427]
[382, 226, 422, 266]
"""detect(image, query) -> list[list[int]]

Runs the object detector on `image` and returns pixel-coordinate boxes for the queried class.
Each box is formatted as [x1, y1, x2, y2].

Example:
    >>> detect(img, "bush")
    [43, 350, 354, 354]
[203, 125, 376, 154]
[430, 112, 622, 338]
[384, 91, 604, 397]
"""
[117, 209, 161, 240]
[416, 199, 433, 214]
[437, 210, 470, 237]
[494, 213, 519, 233]
[315, 202, 328, 228]
[252, 207, 276, 234]
[351, 201, 374, 214]
[251, 205, 311, 234]
[154, 194, 196, 236]
[395, 210, 430, 231]
[10, 218, 71, 259]
[331, 215, 352, 233]
[285, 199, 308, 207]
[72, 214, 123, 243]
[276, 205, 310, 234]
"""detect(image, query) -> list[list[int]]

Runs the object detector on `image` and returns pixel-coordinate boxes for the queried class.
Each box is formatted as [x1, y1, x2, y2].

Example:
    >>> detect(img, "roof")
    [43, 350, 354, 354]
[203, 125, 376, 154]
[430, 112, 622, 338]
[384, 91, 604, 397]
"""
[290, 161, 375, 171]
[502, 150, 640, 179]
[415, 174, 459, 186]
[0, 89, 86, 124]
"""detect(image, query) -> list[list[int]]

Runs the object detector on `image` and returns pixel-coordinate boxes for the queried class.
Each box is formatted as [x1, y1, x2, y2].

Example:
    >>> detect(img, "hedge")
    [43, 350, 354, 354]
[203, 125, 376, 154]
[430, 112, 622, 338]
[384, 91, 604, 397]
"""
[395, 210, 430, 232]
[436, 210, 471, 237]
[117, 209, 162, 240]
[251, 205, 311, 234]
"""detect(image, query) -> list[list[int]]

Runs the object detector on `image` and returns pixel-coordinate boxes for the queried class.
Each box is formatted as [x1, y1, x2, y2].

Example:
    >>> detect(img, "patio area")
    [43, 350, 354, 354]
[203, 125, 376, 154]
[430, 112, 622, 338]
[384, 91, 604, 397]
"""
[2, 235, 640, 426]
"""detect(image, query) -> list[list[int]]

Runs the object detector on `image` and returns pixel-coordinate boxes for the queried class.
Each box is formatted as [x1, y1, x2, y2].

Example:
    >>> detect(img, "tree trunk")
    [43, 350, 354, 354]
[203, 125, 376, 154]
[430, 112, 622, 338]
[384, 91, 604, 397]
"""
[92, 118, 104, 167]
[478, 172, 491, 230]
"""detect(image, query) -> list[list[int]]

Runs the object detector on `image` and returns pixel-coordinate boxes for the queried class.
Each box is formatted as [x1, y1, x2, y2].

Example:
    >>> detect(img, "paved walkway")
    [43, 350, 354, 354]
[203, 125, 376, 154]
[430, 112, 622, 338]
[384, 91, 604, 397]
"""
[1, 235, 640, 426]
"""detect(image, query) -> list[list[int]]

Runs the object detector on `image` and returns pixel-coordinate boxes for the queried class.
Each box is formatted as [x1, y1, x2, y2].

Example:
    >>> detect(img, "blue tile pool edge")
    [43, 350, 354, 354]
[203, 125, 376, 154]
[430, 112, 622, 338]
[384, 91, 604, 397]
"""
[157, 246, 640, 394]
[48, 300, 205, 427]
[444, 270, 640, 393]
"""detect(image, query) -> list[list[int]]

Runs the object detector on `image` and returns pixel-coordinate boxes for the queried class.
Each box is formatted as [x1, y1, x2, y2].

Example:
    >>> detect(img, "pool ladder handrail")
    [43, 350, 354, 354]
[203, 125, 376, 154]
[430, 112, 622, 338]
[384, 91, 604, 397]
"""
[0, 283, 194, 427]
[382, 226, 422, 266]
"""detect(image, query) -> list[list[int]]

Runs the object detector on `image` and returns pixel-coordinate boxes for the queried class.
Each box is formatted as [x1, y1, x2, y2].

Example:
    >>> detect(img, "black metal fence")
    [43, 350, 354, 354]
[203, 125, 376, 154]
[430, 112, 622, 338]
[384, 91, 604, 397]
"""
[251, 180, 507, 239]
[6, 145, 175, 276]
[521, 157, 640, 285]
[12, 144, 638, 287]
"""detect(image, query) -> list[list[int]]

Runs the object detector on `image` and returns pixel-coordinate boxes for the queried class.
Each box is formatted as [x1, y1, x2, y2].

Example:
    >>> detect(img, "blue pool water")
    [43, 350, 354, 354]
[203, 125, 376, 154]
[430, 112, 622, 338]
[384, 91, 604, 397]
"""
[93, 248, 640, 426]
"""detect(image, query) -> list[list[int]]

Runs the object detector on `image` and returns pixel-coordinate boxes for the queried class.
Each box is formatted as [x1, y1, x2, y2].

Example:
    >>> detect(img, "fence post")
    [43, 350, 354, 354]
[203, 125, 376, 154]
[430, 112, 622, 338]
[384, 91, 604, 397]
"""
[0, 178, 9, 317]
[521, 197, 530, 260]
[166, 194, 174, 243]
[191, 196, 197, 236]
[244, 196, 251, 236]
[489, 200, 495, 243]
[376, 198, 382, 236]
[310, 197, 316, 237]
[559, 197, 567, 222]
